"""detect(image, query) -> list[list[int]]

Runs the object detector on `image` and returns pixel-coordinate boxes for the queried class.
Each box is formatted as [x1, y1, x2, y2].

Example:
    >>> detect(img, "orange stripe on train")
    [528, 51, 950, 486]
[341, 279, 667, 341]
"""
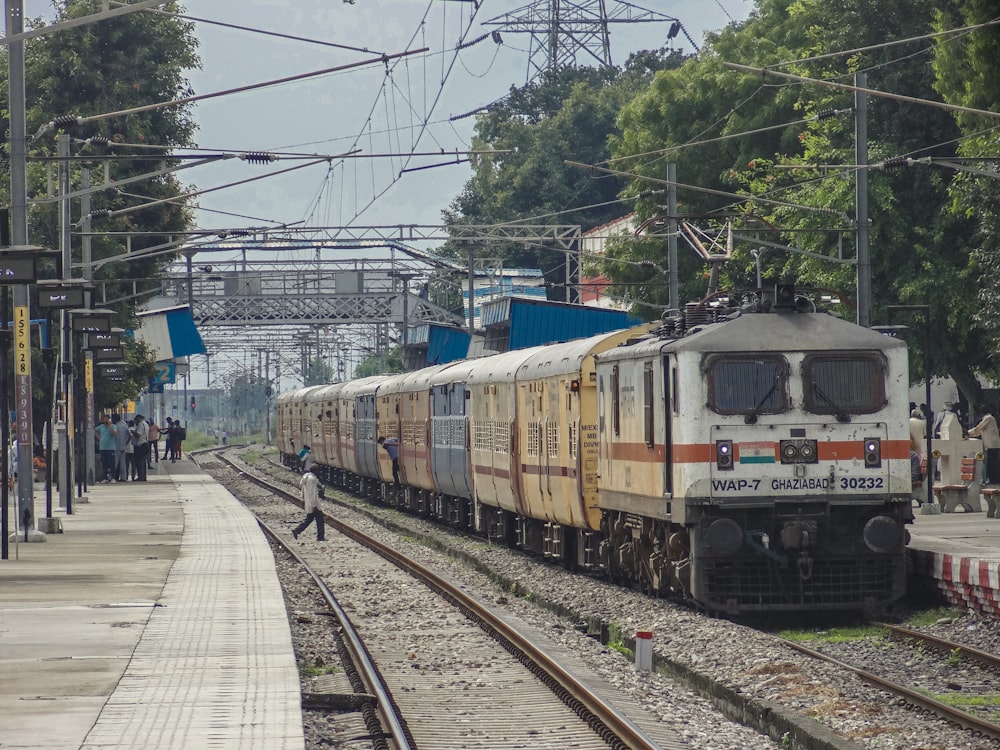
[611, 440, 910, 463]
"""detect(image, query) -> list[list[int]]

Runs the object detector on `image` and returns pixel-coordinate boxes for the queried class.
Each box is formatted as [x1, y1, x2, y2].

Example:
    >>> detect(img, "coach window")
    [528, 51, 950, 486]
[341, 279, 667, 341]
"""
[707, 355, 789, 415]
[803, 352, 885, 415]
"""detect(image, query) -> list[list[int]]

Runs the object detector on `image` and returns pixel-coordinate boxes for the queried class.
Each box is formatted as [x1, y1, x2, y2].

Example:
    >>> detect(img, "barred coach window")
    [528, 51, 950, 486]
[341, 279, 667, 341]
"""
[803, 353, 886, 415]
[707, 355, 789, 415]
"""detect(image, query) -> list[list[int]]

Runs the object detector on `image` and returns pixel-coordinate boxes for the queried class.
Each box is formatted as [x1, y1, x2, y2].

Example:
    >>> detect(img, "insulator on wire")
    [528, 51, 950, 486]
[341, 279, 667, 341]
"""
[90, 209, 112, 219]
[815, 108, 838, 120]
[883, 156, 909, 170]
[52, 115, 82, 129]
[86, 136, 111, 147]
[240, 152, 277, 164]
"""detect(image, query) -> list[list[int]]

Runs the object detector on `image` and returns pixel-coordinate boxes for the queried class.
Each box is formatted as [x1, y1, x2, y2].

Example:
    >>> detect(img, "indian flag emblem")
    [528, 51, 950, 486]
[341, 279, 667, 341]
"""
[739, 441, 776, 464]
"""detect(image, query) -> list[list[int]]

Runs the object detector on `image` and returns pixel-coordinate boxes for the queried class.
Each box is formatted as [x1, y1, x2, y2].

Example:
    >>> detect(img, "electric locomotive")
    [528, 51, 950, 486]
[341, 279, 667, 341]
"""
[594, 287, 913, 613]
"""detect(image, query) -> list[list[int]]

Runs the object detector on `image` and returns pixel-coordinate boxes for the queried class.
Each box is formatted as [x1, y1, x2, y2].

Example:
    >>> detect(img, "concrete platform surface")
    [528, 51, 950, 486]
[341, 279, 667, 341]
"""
[0, 458, 304, 750]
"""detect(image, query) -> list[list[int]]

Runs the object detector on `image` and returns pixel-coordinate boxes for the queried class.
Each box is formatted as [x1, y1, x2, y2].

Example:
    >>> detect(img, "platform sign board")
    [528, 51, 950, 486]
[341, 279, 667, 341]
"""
[85, 331, 120, 349]
[93, 346, 124, 361]
[155, 362, 176, 385]
[147, 380, 164, 394]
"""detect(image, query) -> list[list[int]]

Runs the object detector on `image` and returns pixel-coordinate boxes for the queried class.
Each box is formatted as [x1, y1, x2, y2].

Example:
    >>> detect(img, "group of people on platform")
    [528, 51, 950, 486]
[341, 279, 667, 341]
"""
[94, 414, 186, 483]
[909, 401, 1000, 505]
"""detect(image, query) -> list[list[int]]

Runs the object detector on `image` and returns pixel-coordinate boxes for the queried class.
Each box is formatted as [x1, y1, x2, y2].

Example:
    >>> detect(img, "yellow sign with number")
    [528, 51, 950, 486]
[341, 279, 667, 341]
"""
[14, 306, 29, 376]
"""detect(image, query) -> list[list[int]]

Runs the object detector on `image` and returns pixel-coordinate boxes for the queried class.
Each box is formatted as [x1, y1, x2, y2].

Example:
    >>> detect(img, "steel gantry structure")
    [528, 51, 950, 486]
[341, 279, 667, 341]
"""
[153, 225, 584, 384]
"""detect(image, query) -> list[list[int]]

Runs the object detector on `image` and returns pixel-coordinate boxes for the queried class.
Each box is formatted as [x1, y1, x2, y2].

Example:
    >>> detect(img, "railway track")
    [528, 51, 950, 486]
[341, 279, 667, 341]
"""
[783, 623, 1000, 743]
[213, 449, 675, 750]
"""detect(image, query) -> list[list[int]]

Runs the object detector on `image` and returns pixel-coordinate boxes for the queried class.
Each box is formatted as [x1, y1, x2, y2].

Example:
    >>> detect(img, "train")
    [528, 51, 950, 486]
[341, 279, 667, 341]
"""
[276, 283, 914, 614]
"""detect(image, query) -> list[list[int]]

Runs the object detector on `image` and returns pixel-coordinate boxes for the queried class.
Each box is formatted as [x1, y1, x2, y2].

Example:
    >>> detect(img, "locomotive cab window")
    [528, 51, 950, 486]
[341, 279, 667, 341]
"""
[803, 352, 886, 415]
[707, 355, 789, 415]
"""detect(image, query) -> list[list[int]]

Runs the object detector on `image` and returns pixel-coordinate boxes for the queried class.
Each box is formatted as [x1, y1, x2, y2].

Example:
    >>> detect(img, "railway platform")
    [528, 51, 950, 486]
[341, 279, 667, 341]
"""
[0, 457, 304, 750]
[908, 502, 1000, 618]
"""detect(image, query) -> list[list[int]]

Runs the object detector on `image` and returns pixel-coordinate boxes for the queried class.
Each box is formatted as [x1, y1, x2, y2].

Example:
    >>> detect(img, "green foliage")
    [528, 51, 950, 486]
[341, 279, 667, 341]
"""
[931, 3, 1000, 373]
[354, 347, 404, 377]
[0, 1, 200, 435]
[443, 55, 685, 296]
[303, 356, 336, 386]
[609, 0, 990, 396]
[779, 624, 884, 642]
[905, 607, 964, 627]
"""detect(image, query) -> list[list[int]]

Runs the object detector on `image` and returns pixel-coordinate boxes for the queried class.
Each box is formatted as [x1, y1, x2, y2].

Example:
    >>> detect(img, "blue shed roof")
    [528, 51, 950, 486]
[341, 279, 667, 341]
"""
[503, 299, 642, 350]
[426, 326, 472, 364]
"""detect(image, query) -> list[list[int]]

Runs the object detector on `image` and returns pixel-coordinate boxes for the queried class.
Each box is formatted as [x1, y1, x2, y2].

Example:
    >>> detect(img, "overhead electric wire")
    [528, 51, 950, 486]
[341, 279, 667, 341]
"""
[141, 6, 385, 55]
[767, 16, 1000, 70]
[32, 47, 428, 140]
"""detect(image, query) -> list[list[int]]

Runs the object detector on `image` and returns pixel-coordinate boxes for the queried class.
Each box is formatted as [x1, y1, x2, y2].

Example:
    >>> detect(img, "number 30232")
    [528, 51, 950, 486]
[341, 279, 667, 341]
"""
[840, 476, 884, 490]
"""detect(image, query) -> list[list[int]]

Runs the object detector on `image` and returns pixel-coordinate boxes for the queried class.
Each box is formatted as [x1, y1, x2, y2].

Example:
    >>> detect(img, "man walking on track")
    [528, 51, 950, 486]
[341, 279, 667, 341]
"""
[292, 469, 325, 542]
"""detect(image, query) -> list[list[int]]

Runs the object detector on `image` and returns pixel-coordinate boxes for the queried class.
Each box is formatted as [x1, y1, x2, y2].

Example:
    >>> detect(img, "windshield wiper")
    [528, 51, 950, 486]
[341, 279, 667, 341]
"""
[745, 374, 781, 425]
[813, 380, 851, 423]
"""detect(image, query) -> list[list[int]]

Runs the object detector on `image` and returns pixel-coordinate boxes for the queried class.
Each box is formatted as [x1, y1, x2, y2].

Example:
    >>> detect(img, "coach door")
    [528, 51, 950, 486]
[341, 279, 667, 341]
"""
[662, 355, 674, 498]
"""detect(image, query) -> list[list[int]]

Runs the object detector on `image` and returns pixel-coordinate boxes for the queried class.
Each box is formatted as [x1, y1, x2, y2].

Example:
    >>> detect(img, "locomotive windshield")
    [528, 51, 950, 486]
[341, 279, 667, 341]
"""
[802, 353, 886, 415]
[707, 355, 789, 415]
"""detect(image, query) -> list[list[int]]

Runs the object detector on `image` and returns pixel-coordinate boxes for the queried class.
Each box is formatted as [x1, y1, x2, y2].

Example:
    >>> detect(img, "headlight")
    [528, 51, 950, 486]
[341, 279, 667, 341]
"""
[863, 438, 881, 468]
[716, 440, 734, 470]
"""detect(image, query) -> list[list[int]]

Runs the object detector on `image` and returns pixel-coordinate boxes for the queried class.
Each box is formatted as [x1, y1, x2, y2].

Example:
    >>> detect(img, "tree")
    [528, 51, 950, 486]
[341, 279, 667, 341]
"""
[609, 0, 988, 400]
[0, 1, 200, 430]
[443, 54, 685, 296]
[931, 1, 1000, 399]
[304, 356, 335, 386]
[355, 347, 403, 378]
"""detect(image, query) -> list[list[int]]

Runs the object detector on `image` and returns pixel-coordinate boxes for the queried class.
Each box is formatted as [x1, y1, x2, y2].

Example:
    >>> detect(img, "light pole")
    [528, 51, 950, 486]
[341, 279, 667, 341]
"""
[887, 304, 932, 507]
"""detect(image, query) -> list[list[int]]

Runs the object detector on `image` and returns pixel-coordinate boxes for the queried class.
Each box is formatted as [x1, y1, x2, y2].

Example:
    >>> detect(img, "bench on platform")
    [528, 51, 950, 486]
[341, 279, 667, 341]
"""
[933, 456, 982, 513]
[982, 487, 1000, 519]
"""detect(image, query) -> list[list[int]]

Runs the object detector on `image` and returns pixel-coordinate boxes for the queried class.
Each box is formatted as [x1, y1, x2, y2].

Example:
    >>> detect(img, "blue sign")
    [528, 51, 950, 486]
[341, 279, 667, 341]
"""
[155, 362, 176, 385]
[147, 380, 164, 394]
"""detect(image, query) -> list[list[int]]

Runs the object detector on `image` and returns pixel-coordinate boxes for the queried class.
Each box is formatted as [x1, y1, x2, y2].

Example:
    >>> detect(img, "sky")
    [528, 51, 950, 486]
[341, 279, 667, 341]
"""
[180, 0, 750, 234]
[24, 0, 753, 389]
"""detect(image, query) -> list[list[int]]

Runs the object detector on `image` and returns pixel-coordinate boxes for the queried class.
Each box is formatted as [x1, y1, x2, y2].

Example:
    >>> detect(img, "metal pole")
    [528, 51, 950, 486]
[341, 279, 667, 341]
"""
[1, 287, 8, 559]
[8, 0, 38, 539]
[924, 309, 933, 507]
[81, 171, 95, 486]
[666, 162, 678, 311]
[58, 134, 72, 514]
[855, 72, 871, 327]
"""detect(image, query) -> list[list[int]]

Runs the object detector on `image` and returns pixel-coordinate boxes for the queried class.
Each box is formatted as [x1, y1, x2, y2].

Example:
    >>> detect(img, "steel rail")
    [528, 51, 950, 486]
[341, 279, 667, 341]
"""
[256, 515, 414, 750]
[783, 640, 1000, 742]
[222, 452, 662, 750]
[878, 622, 1000, 671]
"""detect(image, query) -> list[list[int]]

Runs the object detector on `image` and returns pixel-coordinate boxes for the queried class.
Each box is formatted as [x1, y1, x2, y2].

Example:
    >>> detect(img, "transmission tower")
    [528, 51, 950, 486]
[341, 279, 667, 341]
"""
[483, 0, 690, 82]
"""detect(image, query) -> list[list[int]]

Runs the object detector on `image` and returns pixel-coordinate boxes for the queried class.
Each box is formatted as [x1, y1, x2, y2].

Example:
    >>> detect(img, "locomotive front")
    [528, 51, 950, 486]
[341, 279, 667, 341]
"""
[596, 302, 913, 614]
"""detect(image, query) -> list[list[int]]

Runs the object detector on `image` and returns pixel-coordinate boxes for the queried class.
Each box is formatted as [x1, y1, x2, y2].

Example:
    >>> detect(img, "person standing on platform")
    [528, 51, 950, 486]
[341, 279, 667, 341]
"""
[377, 436, 400, 484]
[124, 420, 136, 481]
[95, 415, 116, 482]
[173, 420, 185, 460]
[131, 413, 149, 481]
[148, 420, 160, 466]
[968, 405, 1000, 485]
[111, 413, 130, 482]
[162, 417, 174, 461]
[909, 408, 926, 454]
[292, 469, 325, 541]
